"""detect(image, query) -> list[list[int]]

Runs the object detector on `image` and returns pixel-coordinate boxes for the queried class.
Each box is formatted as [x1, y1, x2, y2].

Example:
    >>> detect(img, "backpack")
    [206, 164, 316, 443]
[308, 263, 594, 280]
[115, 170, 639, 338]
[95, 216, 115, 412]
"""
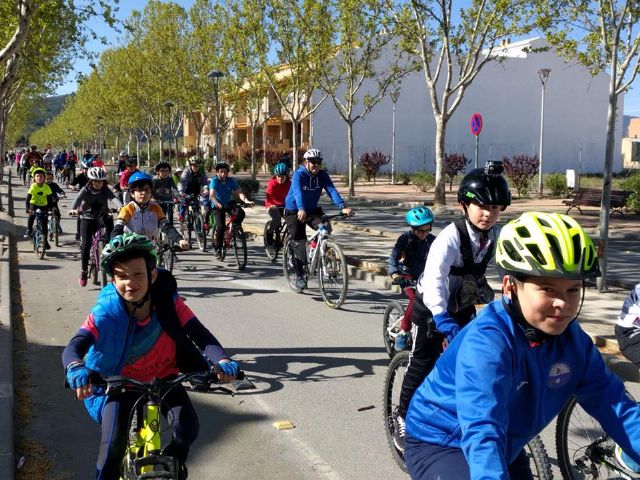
[449, 219, 496, 310]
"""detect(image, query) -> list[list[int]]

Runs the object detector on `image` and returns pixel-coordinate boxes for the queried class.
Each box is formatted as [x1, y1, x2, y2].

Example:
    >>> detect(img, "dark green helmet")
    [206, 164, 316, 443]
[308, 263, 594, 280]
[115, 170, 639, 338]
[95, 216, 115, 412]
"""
[100, 233, 157, 276]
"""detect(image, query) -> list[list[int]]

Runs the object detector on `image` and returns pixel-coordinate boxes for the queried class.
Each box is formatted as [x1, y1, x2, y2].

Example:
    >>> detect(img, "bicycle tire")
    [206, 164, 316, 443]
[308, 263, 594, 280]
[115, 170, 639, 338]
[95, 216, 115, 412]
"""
[194, 210, 207, 252]
[98, 240, 107, 288]
[51, 216, 60, 247]
[383, 301, 406, 358]
[233, 226, 247, 271]
[36, 229, 46, 259]
[555, 394, 634, 479]
[263, 220, 277, 261]
[91, 244, 99, 285]
[317, 241, 348, 308]
[525, 435, 553, 480]
[382, 350, 410, 473]
[282, 236, 303, 292]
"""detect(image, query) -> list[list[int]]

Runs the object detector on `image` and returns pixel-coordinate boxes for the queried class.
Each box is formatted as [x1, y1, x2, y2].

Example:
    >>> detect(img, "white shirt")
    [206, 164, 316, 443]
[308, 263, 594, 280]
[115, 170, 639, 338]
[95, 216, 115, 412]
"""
[617, 284, 640, 329]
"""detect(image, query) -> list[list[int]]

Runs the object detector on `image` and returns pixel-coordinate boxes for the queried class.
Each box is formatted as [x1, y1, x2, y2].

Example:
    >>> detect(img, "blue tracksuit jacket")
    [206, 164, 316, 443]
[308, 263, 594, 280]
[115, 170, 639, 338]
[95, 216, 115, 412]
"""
[406, 299, 640, 479]
[284, 165, 345, 211]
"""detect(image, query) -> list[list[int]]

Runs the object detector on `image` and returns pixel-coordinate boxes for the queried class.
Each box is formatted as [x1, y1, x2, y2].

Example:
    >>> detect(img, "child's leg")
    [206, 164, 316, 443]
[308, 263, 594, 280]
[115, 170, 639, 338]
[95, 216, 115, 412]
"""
[400, 287, 416, 332]
[80, 219, 96, 272]
[96, 393, 139, 480]
[27, 211, 35, 231]
[161, 385, 199, 466]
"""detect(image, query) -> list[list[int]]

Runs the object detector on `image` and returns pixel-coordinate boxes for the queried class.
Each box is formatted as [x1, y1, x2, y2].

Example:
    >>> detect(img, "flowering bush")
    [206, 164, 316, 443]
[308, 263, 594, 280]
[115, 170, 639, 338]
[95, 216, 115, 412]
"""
[502, 154, 540, 198]
[444, 153, 469, 190]
[359, 150, 390, 183]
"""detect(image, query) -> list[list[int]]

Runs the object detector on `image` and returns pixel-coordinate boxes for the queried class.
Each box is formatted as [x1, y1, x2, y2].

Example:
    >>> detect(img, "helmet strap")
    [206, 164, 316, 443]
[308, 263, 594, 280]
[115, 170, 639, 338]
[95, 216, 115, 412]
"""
[503, 277, 553, 347]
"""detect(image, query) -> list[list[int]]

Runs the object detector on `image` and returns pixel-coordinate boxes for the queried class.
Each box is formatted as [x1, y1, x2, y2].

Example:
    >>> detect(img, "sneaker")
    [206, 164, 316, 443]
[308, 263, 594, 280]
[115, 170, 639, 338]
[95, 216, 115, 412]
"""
[178, 464, 188, 480]
[214, 249, 222, 259]
[393, 415, 406, 452]
[78, 271, 88, 288]
[395, 331, 411, 351]
[23, 230, 31, 239]
[615, 445, 640, 473]
[294, 275, 307, 290]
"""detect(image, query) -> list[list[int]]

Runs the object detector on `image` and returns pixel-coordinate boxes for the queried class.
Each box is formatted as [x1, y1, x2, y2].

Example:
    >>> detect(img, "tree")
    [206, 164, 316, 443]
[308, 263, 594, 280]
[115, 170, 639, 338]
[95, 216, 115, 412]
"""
[390, 0, 536, 207]
[541, 0, 640, 290]
[316, 0, 415, 196]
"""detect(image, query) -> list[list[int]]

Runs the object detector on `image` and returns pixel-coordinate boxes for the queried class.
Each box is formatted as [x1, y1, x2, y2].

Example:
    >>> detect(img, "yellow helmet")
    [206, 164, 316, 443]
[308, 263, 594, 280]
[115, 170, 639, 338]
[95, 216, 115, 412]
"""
[496, 212, 600, 280]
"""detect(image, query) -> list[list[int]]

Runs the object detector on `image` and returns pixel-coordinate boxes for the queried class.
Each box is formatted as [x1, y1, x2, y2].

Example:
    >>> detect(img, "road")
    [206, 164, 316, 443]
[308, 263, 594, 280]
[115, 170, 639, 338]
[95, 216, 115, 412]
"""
[13, 192, 403, 479]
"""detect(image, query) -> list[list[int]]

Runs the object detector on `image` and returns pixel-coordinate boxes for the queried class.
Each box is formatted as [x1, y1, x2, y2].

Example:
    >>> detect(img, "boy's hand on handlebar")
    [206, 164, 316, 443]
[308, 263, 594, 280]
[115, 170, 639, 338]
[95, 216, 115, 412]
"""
[341, 207, 354, 217]
[69, 209, 77, 216]
[66, 363, 93, 400]
[216, 359, 239, 382]
[178, 239, 190, 250]
[297, 210, 307, 221]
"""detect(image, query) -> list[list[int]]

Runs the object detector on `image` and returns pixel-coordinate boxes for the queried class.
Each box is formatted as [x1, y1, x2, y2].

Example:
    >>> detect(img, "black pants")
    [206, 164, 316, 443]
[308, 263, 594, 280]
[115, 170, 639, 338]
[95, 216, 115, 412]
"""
[80, 217, 113, 272]
[284, 208, 324, 276]
[616, 324, 640, 367]
[398, 295, 475, 418]
[96, 385, 198, 480]
[212, 204, 245, 250]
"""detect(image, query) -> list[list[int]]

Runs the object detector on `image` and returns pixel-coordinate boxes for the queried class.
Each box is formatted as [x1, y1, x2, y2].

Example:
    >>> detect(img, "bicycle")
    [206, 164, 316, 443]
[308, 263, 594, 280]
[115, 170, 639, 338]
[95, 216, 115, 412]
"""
[31, 208, 47, 259]
[89, 369, 245, 480]
[72, 211, 110, 287]
[382, 277, 416, 357]
[156, 241, 181, 274]
[382, 350, 553, 478]
[282, 213, 349, 309]
[179, 195, 207, 252]
[555, 355, 640, 479]
[48, 201, 63, 247]
[263, 207, 287, 262]
[218, 202, 252, 271]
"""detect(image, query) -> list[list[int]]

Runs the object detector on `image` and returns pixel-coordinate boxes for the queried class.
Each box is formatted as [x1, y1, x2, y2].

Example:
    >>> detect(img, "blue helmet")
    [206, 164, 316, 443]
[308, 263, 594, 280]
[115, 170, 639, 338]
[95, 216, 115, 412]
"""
[128, 171, 153, 188]
[405, 207, 435, 227]
[273, 162, 288, 175]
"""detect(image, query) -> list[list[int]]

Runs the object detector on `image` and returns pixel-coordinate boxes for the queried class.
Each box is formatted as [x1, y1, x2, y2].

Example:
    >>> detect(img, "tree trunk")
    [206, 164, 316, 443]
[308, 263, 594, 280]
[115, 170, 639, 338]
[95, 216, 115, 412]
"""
[251, 124, 257, 180]
[347, 121, 355, 197]
[433, 114, 447, 207]
[291, 119, 299, 166]
[596, 80, 618, 291]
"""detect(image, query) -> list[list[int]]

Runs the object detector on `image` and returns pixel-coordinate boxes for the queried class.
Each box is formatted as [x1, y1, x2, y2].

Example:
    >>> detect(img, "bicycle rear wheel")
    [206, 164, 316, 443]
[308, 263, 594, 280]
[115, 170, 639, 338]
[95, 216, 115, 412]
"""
[317, 241, 348, 308]
[282, 236, 302, 292]
[555, 395, 631, 479]
[50, 216, 60, 247]
[35, 229, 46, 259]
[233, 226, 247, 271]
[263, 220, 277, 261]
[383, 301, 406, 358]
[194, 210, 207, 252]
[526, 435, 553, 480]
[383, 350, 410, 473]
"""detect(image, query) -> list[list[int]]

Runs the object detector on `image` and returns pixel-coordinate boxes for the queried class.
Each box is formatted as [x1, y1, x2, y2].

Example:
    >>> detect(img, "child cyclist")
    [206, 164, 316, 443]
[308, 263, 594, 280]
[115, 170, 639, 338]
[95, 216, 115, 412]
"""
[69, 167, 123, 287]
[153, 161, 179, 224]
[24, 167, 53, 247]
[264, 162, 291, 247]
[61, 233, 239, 480]
[113, 171, 188, 251]
[45, 170, 66, 234]
[404, 212, 640, 479]
[394, 162, 510, 450]
[388, 207, 436, 351]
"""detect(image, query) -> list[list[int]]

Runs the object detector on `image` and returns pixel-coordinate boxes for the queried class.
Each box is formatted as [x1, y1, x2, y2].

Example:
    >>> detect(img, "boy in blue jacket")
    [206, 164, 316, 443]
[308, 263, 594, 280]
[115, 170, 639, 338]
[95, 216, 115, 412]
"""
[62, 233, 238, 480]
[405, 212, 640, 480]
[284, 148, 353, 290]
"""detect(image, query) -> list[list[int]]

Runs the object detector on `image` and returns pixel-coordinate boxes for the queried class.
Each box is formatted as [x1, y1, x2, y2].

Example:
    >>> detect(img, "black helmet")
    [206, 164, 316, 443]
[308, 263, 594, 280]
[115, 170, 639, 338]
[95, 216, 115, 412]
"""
[155, 161, 171, 172]
[457, 165, 511, 211]
[215, 162, 230, 172]
[125, 156, 138, 166]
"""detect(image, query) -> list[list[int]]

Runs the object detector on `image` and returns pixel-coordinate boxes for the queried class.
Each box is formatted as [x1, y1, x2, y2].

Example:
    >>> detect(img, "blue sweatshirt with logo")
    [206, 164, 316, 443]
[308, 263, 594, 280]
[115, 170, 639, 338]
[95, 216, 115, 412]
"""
[284, 165, 345, 212]
[405, 299, 640, 479]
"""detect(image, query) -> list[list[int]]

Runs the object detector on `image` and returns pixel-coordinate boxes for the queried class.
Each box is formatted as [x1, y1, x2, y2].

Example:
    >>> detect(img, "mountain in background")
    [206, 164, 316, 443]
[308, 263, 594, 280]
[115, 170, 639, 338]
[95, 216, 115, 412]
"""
[26, 94, 71, 136]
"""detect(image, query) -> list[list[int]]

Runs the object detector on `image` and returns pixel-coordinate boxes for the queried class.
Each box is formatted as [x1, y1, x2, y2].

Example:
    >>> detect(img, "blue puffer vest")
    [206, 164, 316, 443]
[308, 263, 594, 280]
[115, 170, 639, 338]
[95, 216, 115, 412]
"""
[83, 284, 138, 423]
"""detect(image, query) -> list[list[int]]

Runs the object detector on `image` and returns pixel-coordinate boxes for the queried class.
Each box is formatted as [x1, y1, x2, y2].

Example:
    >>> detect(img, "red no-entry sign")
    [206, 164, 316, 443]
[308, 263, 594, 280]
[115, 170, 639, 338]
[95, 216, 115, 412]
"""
[470, 113, 483, 136]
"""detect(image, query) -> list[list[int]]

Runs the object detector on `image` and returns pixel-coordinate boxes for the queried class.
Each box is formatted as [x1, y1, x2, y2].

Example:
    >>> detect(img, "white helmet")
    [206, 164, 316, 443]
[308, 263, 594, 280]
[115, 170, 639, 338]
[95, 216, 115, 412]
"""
[303, 148, 323, 161]
[87, 167, 107, 181]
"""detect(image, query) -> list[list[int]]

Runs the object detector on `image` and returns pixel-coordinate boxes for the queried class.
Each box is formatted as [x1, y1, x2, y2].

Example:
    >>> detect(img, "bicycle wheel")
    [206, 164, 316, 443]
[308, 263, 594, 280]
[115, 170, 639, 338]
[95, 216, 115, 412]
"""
[51, 216, 60, 247]
[232, 226, 248, 271]
[282, 236, 302, 292]
[555, 395, 633, 479]
[263, 220, 277, 261]
[90, 244, 99, 285]
[383, 350, 410, 473]
[525, 435, 553, 480]
[317, 241, 348, 308]
[383, 301, 406, 358]
[97, 240, 107, 287]
[194, 211, 207, 252]
[36, 229, 46, 259]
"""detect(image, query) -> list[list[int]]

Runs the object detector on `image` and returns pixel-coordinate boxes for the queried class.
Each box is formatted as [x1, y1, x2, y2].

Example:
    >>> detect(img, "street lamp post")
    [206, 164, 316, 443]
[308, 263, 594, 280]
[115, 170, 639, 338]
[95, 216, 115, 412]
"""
[207, 70, 224, 163]
[164, 101, 174, 164]
[537, 68, 551, 198]
[390, 89, 400, 184]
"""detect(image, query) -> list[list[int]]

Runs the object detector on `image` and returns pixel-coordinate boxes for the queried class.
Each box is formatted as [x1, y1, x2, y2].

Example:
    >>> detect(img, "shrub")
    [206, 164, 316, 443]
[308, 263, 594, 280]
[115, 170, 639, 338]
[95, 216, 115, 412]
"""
[545, 173, 569, 197]
[621, 172, 640, 213]
[397, 172, 411, 185]
[502, 154, 539, 198]
[444, 153, 469, 191]
[359, 150, 390, 183]
[237, 178, 260, 199]
[413, 171, 435, 192]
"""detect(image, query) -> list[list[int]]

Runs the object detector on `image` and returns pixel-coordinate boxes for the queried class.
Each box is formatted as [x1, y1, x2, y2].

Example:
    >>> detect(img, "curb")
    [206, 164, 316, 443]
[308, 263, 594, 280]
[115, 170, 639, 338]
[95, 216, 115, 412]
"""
[0, 242, 14, 479]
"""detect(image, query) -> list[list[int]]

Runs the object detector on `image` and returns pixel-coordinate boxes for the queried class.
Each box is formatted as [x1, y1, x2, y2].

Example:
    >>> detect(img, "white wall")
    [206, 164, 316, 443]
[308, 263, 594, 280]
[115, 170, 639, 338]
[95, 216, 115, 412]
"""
[312, 38, 623, 175]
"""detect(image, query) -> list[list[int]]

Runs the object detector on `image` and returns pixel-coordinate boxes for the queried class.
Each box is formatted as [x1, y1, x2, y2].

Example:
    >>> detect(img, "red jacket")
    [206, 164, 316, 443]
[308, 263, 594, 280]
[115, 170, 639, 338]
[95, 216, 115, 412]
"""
[265, 176, 290, 208]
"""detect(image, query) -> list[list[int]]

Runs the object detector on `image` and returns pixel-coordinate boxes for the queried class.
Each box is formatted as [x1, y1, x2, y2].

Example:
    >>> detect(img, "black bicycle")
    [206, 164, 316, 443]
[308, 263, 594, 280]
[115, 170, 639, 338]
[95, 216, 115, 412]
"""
[382, 277, 416, 357]
[263, 207, 287, 262]
[382, 350, 553, 478]
[31, 208, 47, 259]
[156, 242, 181, 273]
[219, 202, 252, 271]
[179, 195, 207, 252]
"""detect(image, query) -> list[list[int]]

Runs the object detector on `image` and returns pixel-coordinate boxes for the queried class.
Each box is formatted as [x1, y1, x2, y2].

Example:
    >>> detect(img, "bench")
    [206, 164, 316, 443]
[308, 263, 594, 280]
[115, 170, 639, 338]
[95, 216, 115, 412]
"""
[562, 187, 631, 216]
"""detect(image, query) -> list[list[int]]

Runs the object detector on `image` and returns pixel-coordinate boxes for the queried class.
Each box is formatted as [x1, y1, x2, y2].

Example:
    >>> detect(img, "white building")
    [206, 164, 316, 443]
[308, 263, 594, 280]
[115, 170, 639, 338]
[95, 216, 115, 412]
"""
[311, 37, 623, 175]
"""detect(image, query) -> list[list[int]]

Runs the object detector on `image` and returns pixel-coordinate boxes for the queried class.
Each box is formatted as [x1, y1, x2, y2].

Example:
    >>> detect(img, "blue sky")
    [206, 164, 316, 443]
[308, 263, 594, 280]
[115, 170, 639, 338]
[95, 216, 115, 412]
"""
[56, 0, 640, 117]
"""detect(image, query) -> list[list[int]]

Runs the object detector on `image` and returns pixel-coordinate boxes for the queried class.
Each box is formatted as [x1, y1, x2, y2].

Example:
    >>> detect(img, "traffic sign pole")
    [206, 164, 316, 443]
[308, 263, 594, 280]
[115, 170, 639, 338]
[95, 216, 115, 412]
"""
[470, 113, 483, 168]
[475, 134, 479, 169]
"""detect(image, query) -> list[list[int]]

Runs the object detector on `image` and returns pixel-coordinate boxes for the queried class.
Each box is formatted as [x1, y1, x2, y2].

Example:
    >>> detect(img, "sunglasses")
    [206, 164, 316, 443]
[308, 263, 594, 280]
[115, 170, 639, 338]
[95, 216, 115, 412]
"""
[308, 159, 322, 165]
